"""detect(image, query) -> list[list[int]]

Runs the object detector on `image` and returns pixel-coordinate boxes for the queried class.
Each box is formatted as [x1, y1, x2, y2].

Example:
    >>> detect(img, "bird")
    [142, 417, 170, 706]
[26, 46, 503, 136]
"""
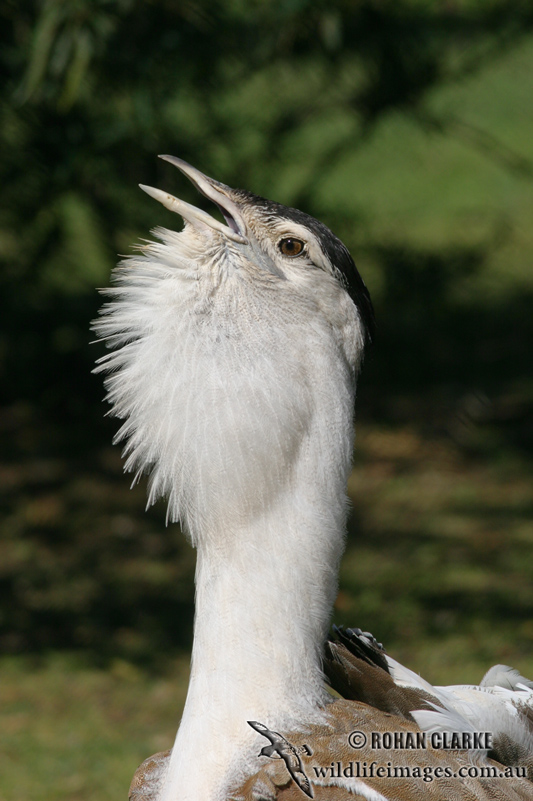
[247, 720, 314, 798]
[94, 157, 533, 801]
[324, 626, 533, 779]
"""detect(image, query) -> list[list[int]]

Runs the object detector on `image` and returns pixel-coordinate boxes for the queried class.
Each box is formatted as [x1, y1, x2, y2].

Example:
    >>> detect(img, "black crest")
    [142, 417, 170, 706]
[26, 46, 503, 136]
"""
[237, 191, 376, 346]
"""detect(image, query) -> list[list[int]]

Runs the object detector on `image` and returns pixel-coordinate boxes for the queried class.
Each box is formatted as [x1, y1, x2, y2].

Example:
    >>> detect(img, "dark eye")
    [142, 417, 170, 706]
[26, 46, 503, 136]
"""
[278, 237, 305, 257]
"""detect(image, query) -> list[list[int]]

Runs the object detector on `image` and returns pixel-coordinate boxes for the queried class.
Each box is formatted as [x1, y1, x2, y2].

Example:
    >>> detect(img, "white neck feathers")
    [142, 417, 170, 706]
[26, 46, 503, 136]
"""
[94, 228, 363, 800]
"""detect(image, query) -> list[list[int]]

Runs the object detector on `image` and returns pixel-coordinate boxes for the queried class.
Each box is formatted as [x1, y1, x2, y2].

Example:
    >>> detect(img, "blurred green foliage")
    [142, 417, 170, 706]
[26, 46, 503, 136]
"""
[0, 651, 190, 800]
[1, 0, 533, 663]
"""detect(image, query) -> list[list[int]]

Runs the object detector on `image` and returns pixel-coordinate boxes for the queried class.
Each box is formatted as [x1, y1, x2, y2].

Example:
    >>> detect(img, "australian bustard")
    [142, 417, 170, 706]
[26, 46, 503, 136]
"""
[94, 157, 533, 801]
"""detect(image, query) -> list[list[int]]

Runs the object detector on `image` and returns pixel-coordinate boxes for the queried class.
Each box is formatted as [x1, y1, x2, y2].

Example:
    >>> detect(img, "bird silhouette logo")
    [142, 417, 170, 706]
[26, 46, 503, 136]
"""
[248, 720, 314, 798]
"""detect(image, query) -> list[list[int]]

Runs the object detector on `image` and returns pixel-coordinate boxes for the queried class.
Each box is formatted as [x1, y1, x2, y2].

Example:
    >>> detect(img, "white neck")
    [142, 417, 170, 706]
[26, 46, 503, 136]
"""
[160, 472, 348, 801]
[94, 239, 363, 801]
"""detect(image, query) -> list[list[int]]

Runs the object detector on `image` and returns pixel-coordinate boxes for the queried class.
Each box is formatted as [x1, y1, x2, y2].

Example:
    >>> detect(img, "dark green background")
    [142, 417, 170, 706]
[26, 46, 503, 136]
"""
[1, 0, 532, 670]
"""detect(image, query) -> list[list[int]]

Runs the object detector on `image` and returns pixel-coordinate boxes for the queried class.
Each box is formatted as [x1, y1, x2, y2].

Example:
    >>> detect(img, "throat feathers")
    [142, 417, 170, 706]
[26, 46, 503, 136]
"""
[93, 156, 374, 801]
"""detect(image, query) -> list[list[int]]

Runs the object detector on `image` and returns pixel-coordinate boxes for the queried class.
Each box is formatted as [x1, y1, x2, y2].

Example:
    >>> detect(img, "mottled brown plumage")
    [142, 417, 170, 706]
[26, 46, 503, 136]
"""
[129, 629, 533, 800]
[131, 699, 533, 800]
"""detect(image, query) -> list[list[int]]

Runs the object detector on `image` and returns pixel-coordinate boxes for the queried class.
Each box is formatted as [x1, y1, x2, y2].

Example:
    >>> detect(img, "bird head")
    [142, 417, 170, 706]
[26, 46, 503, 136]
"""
[94, 158, 374, 532]
[140, 156, 375, 359]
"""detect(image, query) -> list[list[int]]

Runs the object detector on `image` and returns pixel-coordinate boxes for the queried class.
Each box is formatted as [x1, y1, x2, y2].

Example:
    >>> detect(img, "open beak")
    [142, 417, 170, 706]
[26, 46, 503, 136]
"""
[139, 156, 248, 245]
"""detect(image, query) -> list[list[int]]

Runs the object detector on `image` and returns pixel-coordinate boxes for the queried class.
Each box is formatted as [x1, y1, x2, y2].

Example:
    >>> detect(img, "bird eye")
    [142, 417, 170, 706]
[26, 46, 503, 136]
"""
[278, 238, 305, 257]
